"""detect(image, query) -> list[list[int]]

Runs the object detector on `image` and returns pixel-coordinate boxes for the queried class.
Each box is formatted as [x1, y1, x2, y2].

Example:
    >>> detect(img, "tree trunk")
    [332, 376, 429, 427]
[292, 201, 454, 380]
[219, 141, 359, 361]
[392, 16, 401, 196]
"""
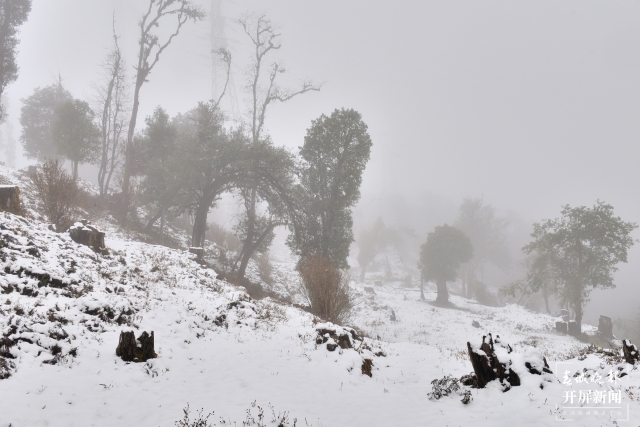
[191, 201, 210, 248]
[542, 286, 551, 314]
[236, 188, 257, 278]
[146, 207, 163, 232]
[359, 265, 367, 283]
[574, 299, 583, 335]
[436, 278, 448, 303]
[72, 160, 78, 181]
[420, 277, 425, 300]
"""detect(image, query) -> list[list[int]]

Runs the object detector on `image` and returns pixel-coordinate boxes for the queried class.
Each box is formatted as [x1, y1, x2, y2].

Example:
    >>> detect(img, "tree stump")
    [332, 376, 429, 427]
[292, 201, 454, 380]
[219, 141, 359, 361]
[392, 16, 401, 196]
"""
[622, 339, 639, 365]
[0, 186, 22, 215]
[467, 333, 520, 390]
[69, 220, 107, 253]
[598, 315, 613, 338]
[568, 321, 579, 336]
[556, 321, 568, 334]
[116, 331, 157, 362]
[361, 358, 373, 377]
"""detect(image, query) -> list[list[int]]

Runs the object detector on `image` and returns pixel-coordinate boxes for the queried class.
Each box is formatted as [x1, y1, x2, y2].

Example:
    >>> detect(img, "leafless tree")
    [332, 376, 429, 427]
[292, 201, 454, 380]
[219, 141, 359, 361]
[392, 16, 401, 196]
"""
[235, 13, 321, 278]
[94, 15, 128, 198]
[120, 0, 205, 222]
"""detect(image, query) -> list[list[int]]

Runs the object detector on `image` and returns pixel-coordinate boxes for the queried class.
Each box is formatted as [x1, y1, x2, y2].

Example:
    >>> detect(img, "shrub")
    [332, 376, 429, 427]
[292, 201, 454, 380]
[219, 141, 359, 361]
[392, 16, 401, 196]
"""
[29, 159, 78, 231]
[297, 253, 353, 324]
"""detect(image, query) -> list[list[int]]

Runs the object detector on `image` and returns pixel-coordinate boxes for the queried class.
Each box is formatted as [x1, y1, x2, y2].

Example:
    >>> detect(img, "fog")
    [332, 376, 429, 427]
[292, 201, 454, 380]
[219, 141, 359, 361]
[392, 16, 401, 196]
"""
[2, 0, 640, 324]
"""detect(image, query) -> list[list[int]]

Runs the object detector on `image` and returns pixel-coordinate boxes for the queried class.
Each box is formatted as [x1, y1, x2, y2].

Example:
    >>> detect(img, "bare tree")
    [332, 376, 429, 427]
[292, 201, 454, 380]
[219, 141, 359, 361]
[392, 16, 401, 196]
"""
[120, 0, 205, 221]
[235, 13, 320, 278]
[94, 16, 128, 198]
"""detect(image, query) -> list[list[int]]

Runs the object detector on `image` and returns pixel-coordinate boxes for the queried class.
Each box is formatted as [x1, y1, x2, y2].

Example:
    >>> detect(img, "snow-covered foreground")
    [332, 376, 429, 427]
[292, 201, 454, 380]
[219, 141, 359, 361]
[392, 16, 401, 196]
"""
[1, 212, 639, 427]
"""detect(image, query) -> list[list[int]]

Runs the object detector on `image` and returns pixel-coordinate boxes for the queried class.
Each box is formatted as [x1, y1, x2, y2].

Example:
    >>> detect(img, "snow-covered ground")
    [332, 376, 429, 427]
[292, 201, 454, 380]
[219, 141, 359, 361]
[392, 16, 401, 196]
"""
[1, 166, 639, 426]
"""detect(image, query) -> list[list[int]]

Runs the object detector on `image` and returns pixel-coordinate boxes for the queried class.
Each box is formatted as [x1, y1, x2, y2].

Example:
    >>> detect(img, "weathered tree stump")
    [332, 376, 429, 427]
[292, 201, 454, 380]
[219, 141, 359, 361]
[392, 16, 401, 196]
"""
[622, 339, 639, 365]
[0, 186, 22, 215]
[467, 333, 520, 390]
[69, 220, 107, 253]
[361, 358, 373, 377]
[556, 321, 568, 334]
[568, 321, 580, 336]
[115, 331, 157, 362]
[189, 247, 204, 260]
[598, 315, 613, 338]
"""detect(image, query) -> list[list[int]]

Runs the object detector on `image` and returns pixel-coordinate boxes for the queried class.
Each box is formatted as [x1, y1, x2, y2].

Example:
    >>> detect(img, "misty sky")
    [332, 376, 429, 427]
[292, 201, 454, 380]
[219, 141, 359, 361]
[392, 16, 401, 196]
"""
[3, 0, 640, 321]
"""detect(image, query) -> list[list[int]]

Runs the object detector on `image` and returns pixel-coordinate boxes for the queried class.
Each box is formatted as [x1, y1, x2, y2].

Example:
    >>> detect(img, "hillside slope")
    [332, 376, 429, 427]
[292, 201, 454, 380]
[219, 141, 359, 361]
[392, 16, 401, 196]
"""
[0, 179, 638, 426]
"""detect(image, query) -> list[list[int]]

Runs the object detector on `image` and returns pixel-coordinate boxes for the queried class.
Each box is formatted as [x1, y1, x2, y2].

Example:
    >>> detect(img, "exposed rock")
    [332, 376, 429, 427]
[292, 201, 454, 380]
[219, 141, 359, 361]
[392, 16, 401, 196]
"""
[556, 321, 568, 334]
[68, 220, 107, 254]
[364, 286, 376, 295]
[472, 320, 480, 328]
[390, 309, 397, 322]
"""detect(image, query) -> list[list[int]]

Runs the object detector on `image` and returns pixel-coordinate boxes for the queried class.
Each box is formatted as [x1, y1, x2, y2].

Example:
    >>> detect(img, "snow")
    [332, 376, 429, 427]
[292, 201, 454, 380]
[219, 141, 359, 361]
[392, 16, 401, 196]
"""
[0, 165, 639, 425]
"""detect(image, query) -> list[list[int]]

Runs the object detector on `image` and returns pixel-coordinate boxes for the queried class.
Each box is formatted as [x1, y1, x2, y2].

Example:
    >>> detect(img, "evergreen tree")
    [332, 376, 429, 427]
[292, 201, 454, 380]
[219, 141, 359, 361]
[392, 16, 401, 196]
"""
[52, 99, 100, 180]
[20, 81, 72, 160]
[0, 0, 31, 122]
[290, 108, 372, 269]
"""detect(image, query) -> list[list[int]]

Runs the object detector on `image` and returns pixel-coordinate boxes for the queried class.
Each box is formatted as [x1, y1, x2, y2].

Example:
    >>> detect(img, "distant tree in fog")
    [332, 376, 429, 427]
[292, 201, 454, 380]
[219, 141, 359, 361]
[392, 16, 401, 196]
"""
[20, 80, 72, 161]
[0, 0, 31, 122]
[356, 217, 403, 282]
[418, 224, 473, 304]
[524, 201, 636, 334]
[51, 99, 100, 180]
[289, 109, 372, 269]
[455, 198, 511, 298]
[120, 0, 205, 223]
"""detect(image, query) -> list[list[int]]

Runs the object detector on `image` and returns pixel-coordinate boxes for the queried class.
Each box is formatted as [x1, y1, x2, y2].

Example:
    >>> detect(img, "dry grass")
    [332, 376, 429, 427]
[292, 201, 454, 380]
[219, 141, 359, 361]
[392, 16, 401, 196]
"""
[298, 253, 353, 324]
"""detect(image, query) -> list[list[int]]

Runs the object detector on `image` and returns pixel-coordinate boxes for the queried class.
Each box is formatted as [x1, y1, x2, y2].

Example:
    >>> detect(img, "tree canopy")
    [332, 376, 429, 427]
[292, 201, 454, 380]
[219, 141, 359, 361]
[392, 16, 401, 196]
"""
[523, 201, 637, 333]
[0, 0, 32, 122]
[419, 224, 473, 303]
[52, 99, 100, 180]
[290, 108, 372, 269]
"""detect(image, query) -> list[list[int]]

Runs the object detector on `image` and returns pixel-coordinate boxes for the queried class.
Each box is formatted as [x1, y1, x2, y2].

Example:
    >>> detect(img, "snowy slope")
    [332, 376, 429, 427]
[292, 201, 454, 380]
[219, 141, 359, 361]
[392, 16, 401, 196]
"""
[0, 209, 639, 426]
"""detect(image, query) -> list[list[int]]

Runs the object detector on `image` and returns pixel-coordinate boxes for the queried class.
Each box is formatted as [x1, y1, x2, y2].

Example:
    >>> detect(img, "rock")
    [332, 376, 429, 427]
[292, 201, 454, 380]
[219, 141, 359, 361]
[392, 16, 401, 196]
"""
[598, 315, 613, 338]
[361, 358, 373, 377]
[472, 320, 481, 328]
[0, 186, 22, 216]
[115, 331, 157, 362]
[622, 339, 639, 365]
[390, 309, 397, 322]
[374, 280, 383, 286]
[364, 286, 376, 295]
[68, 220, 107, 254]
[555, 321, 568, 334]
